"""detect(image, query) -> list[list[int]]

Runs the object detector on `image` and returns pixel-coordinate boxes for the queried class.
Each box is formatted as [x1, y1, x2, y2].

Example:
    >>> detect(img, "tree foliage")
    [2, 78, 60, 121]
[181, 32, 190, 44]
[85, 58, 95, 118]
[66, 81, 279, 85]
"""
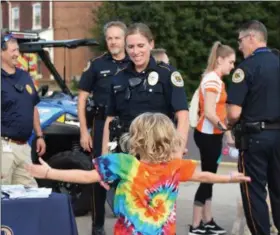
[91, 1, 280, 96]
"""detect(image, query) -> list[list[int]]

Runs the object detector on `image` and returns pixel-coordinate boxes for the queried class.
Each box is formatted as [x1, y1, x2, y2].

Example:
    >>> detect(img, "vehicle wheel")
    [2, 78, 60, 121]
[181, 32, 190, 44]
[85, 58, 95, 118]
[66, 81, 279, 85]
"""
[36, 150, 93, 216]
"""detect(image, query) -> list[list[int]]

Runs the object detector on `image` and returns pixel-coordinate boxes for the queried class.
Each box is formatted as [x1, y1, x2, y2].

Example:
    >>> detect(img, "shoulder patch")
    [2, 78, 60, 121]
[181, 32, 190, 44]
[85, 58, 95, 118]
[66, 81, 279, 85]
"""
[25, 84, 33, 94]
[232, 68, 245, 83]
[171, 71, 184, 87]
[83, 61, 91, 72]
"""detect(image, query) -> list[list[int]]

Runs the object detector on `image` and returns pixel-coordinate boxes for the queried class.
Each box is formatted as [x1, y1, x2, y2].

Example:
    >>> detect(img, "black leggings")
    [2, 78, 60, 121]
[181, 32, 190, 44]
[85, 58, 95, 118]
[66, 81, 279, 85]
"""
[194, 129, 223, 206]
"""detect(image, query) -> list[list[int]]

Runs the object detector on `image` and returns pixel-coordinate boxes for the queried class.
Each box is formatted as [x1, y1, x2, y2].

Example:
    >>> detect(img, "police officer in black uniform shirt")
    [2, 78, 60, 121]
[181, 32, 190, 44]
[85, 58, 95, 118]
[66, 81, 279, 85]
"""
[102, 23, 189, 158]
[1, 33, 46, 186]
[78, 21, 129, 235]
[227, 20, 280, 235]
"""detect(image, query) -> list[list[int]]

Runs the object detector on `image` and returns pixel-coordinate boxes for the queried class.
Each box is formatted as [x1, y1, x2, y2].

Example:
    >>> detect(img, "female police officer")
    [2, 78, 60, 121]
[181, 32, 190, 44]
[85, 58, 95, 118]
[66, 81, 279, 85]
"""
[102, 23, 189, 156]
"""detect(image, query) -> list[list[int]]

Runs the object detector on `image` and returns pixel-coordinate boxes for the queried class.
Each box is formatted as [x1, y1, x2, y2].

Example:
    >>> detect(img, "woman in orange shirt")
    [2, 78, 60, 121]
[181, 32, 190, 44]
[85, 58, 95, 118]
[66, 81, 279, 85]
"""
[189, 41, 236, 235]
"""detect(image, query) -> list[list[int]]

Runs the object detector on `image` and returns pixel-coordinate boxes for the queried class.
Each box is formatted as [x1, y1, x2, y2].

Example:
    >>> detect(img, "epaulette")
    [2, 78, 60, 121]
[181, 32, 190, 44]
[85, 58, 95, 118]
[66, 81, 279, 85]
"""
[157, 62, 171, 72]
[90, 52, 108, 62]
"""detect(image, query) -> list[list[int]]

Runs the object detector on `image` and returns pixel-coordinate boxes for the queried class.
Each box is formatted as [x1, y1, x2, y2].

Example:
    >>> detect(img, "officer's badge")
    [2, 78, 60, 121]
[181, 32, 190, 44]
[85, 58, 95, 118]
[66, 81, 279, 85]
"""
[232, 68, 245, 83]
[147, 71, 159, 86]
[171, 71, 184, 87]
[25, 84, 33, 94]
[83, 61, 91, 72]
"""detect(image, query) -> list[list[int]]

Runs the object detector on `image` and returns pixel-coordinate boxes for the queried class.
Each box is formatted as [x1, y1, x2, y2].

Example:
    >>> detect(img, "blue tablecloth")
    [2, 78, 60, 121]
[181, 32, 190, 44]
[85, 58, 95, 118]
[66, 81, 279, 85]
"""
[1, 192, 78, 235]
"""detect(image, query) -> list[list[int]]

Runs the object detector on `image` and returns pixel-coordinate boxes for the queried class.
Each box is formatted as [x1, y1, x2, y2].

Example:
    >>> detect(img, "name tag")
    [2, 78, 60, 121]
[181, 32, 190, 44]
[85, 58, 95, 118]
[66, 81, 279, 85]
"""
[100, 70, 111, 74]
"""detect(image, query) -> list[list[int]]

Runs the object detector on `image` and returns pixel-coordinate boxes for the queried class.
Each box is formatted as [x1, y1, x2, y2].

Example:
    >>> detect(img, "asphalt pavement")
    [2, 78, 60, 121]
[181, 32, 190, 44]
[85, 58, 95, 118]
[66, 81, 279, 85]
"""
[75, 165, 245, 235]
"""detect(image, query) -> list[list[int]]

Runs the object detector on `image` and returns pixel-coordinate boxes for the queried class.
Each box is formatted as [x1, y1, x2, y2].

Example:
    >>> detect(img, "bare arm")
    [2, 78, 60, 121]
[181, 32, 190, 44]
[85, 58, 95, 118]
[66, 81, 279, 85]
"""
[102, 116, 114, 155]
[190, 171, 250, 183]
[227, 104, 242, 127]
[47, 168, 101, 184]
[78, 90, 90, 134]
[25, 158, 102, 184]
[33, 107, 43, 136]
[175, 110, 189, 152]
[204, 91, 226, 128]
[78, 90, 92, 152]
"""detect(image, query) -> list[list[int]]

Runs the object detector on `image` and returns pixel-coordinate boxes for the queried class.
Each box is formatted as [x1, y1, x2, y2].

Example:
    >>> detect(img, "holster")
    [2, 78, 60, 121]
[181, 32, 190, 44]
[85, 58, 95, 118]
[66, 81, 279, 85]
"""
[86, 98, 106, 127]
[232, 123, 248, 151]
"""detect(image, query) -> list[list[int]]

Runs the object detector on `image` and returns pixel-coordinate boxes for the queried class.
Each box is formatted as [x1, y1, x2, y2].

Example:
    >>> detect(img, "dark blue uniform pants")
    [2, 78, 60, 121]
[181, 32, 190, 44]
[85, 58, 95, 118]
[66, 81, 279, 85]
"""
[91, 120, 106, 227]
[238, 130, 280, 235]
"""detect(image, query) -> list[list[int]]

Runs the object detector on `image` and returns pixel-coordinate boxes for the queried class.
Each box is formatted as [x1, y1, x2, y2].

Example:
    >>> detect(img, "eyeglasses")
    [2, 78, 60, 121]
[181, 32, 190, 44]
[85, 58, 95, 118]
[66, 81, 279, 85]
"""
[237, 34, 250, 44]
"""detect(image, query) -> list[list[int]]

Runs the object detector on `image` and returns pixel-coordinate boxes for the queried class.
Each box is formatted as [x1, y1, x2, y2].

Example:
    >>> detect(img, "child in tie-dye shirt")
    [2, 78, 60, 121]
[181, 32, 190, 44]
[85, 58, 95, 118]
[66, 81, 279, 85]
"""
[26, 112, 251, 235]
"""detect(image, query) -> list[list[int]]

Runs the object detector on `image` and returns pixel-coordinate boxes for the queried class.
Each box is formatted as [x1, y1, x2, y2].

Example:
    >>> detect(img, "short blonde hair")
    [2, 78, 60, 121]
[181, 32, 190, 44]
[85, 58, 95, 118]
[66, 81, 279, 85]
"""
[129, 112, 182, 163]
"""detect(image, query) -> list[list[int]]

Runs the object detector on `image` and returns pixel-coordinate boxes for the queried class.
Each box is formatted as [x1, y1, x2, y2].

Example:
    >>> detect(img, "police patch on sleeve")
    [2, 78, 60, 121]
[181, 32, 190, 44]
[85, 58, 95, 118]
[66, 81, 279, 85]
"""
[171, 71, 184, 87]
[232, 68, 245, 83]
[25, 84, 33, 94]
[147, 71, 159, 86]
[83, 61, 91, 72]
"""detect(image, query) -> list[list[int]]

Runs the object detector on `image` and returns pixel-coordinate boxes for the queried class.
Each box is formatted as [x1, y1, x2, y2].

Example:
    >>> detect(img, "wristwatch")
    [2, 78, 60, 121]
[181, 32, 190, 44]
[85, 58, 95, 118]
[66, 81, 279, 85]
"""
[36, 135, 44, 140]
[217, 121, 227, 132]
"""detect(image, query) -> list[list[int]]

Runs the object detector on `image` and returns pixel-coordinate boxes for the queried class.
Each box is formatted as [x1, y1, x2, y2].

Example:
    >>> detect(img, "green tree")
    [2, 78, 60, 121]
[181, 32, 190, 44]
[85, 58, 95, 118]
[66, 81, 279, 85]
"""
[92, 1, 280, 96]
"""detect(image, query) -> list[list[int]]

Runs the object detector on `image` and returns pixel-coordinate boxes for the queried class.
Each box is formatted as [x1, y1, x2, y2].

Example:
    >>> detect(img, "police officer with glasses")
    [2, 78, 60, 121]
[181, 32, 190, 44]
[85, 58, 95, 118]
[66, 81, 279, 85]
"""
[227, 20, 280, 235]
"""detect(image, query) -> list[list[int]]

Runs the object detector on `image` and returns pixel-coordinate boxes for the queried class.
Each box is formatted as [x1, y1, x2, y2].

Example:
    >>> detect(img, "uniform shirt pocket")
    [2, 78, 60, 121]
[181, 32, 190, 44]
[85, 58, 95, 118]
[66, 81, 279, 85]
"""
[113, 85, 127, 110]
[148, 84, 166, 106]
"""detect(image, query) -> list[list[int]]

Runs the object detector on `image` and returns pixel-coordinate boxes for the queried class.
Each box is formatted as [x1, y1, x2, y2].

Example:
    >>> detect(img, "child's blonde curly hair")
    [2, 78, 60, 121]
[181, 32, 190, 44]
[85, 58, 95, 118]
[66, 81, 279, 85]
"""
[128, 112, 183, 163]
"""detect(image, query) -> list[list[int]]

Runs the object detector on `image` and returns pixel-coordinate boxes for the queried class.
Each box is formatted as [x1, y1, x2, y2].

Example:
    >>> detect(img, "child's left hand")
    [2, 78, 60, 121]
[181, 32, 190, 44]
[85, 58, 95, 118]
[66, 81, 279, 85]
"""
[25, 158, 51, 179]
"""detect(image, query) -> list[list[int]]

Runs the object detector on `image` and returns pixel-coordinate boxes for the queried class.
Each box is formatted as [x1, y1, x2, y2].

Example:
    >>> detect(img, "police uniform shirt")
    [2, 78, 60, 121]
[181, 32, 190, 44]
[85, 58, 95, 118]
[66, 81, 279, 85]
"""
[107, 56, 188, 122]
[1, 68, 40, 141]
[78, 53, 130, 106]
[227, 47, 280, 123]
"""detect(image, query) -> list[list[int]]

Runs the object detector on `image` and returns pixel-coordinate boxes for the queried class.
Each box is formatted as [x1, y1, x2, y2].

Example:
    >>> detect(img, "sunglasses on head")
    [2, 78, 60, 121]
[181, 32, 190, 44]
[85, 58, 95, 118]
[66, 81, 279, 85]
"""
[1, 33, 15, 49]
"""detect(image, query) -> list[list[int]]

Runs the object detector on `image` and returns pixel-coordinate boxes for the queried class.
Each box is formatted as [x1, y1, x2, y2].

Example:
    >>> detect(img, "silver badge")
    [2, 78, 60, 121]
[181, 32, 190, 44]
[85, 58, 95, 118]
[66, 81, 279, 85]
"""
[147, 71, 159, 86]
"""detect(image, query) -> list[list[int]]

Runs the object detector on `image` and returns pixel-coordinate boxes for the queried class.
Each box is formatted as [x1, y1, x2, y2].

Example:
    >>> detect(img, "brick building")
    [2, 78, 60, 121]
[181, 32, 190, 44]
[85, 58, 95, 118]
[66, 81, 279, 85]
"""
[1, 1, 101, 83]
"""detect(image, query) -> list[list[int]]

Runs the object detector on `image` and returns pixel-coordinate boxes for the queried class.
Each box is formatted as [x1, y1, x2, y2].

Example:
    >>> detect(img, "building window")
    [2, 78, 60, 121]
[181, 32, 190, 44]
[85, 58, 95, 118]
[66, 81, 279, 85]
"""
[11, 7, 20, 30]
[32, 3, 42, 30]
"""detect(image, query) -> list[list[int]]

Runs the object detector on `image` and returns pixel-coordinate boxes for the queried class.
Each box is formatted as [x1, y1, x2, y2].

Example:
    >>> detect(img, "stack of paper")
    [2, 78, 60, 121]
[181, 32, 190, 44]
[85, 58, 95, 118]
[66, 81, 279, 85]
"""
[2, 185, 52, 199]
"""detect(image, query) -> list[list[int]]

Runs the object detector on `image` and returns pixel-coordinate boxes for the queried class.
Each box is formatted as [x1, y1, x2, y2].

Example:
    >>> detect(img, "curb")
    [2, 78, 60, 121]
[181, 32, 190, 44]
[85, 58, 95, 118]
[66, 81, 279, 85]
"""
[190, 159, 237, 167]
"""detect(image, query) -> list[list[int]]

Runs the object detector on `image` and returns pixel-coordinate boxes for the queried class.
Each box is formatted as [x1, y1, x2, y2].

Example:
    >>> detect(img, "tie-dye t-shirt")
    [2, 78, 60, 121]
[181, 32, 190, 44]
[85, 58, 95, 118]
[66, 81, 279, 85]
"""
[93, 153, 196, 235]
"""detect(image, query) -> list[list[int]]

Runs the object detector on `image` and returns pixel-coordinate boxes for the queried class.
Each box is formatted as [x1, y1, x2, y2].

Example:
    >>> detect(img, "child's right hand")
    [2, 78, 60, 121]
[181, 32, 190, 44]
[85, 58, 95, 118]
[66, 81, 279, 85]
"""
[25, 157, 51, 179]
[229, 172, 251, 183]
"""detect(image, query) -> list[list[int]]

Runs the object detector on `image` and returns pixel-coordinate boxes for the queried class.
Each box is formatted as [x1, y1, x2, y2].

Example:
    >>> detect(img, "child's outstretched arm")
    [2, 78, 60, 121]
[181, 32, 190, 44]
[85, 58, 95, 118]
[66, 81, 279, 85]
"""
[25, 158, 101, 184]
[189, 171, 251, 183]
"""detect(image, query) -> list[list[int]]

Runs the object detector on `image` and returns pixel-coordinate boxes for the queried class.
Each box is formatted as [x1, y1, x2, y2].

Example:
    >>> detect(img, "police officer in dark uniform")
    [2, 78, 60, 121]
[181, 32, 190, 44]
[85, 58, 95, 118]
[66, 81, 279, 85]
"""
[78, 21, 130, 235]
[227, 20, 280, 235]
[102, 23, 189, 158]
[1, 33, 46, 186]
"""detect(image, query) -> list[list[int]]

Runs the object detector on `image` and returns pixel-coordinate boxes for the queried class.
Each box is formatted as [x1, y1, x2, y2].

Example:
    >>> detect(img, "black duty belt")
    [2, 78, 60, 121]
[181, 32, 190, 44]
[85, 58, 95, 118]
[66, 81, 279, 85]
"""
[260, 122, 280, 130]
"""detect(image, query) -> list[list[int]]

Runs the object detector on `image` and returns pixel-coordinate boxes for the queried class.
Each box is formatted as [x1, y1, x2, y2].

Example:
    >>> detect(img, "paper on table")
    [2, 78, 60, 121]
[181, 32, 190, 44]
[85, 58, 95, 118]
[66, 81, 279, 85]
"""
[2, 185, 52, 199]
